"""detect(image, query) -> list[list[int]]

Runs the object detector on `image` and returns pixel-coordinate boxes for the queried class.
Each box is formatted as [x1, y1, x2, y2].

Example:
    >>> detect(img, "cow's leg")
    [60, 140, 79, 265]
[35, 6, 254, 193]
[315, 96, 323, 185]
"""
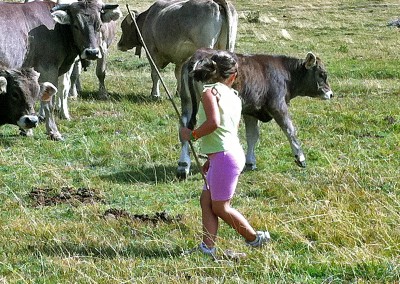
[96, 42, 108, 100]
[177, 139, 191, 179]
[174, 63, 182, 96]
[69, 60, 81, 100]
[177, 113, 192, 179]
[56, 68, 72, 121]
[243, 114, 259, 171]
[42, 98, 63, 140]
[273, 108, 306, 167]
[148, 53, 164, 99]
[37, 70, 63, 141]
[150, 65, 161, 99]
[177, 67, 194, 179]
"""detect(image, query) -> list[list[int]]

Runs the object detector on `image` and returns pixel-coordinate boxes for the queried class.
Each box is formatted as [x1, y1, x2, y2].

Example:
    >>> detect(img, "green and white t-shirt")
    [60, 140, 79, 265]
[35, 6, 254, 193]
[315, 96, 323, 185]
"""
[197, 82, 242, 154]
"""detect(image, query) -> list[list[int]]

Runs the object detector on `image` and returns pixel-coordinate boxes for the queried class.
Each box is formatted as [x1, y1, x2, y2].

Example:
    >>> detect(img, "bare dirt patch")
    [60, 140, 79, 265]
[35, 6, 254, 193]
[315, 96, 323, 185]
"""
[103, 208, 182, 224]
[29, 187, 105, 207]
[384, 116, 396, 125]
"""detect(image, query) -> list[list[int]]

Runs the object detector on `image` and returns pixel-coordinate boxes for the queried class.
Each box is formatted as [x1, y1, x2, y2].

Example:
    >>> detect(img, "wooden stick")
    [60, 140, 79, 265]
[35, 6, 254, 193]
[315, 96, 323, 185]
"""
[126, 5, 209, 189]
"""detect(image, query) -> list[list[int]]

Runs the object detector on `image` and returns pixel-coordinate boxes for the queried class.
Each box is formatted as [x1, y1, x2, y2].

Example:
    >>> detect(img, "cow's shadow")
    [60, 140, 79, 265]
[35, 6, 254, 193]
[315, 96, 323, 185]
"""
[78, 90, 160, 105]
[100, 164, 181, 184]
[0, 133, 24, 147]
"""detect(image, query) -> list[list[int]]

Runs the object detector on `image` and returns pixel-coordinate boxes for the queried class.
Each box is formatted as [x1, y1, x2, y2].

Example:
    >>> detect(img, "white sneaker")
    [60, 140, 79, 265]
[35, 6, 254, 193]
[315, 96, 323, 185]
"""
[199, 242, 217, 257]
[182, 242, 217, 259]
[246, 231, 271, 247]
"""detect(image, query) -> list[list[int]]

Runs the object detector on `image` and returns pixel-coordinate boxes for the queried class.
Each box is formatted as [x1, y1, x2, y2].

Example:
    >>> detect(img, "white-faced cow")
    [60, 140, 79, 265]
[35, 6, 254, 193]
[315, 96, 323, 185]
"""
[0, 65, 57, 136]
[56, 19, 118, 121]
[0, 0, 121, 140]
[117, 0, 238, 99]
[177, 48, 333, 178]
[70, 20, 118, 100]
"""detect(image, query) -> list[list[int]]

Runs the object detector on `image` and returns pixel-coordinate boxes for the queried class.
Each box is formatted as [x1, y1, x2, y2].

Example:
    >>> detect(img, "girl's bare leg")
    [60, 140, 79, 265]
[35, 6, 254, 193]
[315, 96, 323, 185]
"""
[211, 199, 257, 242]
[200, 190, 219, 248]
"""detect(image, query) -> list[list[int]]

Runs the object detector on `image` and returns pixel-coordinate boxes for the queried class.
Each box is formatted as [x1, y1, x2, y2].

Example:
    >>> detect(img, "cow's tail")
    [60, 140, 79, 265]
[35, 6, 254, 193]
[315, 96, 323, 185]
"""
[180, 60, 197, 130]
[214, 0, 237, 51]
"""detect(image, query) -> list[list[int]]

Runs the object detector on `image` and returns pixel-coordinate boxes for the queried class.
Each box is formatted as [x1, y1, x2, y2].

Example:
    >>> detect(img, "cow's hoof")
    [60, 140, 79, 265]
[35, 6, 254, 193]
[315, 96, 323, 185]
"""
[177, 162, 189, 180]
[151, 95, 162, 102]
[243, 163, 257, 171]
[58, 113, 71, 121]
[295, 159, 306, 168]
[176, 170, 188, 180]
[98, 93, 110, 100]
[49, 133, 64, 141]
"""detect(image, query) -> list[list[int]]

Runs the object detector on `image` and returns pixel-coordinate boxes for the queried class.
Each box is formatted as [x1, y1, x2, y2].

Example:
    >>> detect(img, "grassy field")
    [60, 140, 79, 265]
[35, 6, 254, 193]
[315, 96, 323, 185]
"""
[1, 0, 400, 283]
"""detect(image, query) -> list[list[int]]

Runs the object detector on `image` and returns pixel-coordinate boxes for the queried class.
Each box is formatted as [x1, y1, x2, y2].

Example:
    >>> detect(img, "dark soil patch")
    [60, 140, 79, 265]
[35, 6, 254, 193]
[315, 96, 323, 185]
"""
[358, 132, 385, 138]
[29, 187, 105, 207]
[384, 116, 396, 125]
[103, 208, 182, 224]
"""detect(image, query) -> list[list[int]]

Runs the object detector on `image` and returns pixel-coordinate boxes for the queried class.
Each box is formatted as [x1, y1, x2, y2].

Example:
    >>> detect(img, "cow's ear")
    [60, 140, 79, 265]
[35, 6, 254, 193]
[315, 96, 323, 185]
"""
[51, 10, 71, 25]
[101, 6, 122, 23]
[39, 82, 58, 102]
[305, 52, 317, 69]
[125, 13, 134, 25]
[0, 76, 7, 94]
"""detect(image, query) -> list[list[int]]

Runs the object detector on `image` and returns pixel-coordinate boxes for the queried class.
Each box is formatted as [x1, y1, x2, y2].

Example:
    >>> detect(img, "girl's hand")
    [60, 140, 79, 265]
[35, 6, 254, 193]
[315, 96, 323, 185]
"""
[202, 159, 210, 174]
[180, 127, 192, 141]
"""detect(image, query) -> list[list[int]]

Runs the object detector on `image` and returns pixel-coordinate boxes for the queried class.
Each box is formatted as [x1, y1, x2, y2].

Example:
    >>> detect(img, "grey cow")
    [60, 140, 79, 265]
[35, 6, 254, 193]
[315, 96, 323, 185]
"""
[0, 65, 57, 135]
[117, 0, 238, 99]
[177, 48, 333, 178]
[0, 0, 121, 140]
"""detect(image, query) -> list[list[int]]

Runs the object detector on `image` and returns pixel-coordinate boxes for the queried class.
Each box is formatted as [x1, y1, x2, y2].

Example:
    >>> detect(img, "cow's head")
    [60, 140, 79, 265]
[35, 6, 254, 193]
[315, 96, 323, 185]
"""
[0, 68, 57, 130]
[51, 0, 122, 60]
[117, 12, 142, 57]
[303, 52, 333, 100]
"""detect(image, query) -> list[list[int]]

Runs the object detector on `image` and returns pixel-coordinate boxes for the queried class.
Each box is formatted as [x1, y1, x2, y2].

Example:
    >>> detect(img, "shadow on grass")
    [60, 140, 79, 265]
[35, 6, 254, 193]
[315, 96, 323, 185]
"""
[99, 164, 181, 184]
[78, 90, 166, 105]
[30, 241, 182, 259]
[0, 134, 21, 147]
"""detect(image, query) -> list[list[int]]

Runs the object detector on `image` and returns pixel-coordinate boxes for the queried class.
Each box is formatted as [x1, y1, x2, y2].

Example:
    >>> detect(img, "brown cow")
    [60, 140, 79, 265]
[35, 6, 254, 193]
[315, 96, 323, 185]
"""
[177, 48, 333, 178]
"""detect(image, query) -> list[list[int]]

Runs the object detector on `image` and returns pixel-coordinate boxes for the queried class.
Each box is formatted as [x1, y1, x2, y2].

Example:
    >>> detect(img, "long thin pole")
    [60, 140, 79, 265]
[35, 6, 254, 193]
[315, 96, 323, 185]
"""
[126, 5, 208, 189]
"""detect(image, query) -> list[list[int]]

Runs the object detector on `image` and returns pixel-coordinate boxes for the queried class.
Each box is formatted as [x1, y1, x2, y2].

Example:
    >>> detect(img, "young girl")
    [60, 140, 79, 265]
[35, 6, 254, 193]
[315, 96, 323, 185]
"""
[180, 50, 270, 256]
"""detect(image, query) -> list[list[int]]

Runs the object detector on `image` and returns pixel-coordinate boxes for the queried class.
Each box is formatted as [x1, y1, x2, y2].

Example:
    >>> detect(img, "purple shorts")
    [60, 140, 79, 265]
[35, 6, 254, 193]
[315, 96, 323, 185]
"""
[203, 149, 245, 201]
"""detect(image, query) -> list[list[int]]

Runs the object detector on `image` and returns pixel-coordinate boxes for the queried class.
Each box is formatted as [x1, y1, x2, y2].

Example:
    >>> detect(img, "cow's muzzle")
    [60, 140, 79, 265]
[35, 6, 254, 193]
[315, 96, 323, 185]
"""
[317, 83, 333, 100]
[81, 48, 102, 60]
[17, 115, 39, 130]
[322, 89, 333, 100]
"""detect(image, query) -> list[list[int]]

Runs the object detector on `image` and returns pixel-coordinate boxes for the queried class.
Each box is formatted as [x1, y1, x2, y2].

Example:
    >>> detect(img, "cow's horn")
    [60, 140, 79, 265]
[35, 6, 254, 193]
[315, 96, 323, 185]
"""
[51, 4, 70, 12]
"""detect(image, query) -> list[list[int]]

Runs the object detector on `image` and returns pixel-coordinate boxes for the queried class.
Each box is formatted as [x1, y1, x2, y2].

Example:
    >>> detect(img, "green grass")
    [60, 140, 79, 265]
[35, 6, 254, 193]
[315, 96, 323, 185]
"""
[1, 0, 400, 282]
